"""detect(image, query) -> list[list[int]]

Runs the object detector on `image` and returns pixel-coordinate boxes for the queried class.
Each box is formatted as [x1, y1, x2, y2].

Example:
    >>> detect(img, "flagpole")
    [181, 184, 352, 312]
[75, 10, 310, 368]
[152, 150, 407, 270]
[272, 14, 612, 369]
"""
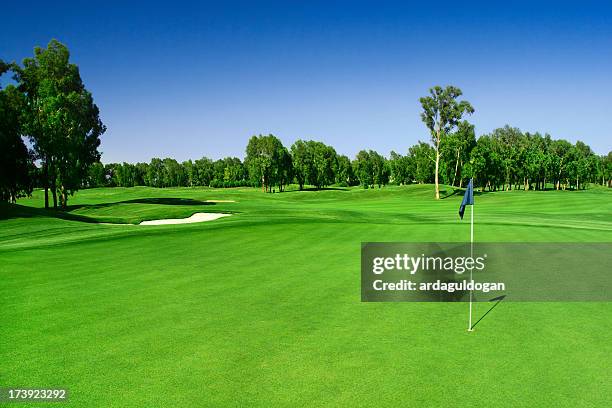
[468, 194, 474, 332]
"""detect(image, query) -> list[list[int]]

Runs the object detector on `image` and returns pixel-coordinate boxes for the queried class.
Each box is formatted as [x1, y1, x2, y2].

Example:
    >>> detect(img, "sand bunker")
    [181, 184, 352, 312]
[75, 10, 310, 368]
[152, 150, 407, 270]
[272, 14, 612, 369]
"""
[205, 200, 236, 203]
[139, 212, 231, 225]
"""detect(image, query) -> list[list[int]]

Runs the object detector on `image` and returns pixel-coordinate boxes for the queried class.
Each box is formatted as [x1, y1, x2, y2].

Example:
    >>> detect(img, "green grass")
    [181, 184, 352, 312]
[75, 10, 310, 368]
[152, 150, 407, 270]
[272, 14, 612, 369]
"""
[1, 184, 611, 407]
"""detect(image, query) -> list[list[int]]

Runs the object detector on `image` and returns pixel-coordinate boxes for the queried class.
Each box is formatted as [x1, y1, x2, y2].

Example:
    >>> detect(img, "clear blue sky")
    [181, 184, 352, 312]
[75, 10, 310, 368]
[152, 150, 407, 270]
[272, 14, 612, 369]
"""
[2, 0, 611, 162]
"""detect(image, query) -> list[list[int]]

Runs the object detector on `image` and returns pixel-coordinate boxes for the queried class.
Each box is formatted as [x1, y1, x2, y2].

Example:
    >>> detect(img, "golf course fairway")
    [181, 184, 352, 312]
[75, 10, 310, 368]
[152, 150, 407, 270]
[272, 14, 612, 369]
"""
[1, 185, 611, 407]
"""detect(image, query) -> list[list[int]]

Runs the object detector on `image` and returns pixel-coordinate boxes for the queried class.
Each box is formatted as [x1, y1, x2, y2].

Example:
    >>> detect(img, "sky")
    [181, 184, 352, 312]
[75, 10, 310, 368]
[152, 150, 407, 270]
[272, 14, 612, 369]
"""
[2, 0, 611, 162]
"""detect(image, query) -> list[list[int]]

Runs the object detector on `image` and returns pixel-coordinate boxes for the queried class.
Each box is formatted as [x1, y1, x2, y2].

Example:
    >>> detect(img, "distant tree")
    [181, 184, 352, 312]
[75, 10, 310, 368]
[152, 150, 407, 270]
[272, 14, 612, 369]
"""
[470, 135, 504, 191]
[440, 120, 476, 187]
[290, 140, 311, 190]
[489, 126, 521, 190]
[224, 157, 246, 183]
[603, 152, 612, 187]
[162, 158, 185, 187]
[523, 133, 544, 190]
[183, 160, 195, 187]
[212, 159, 226, 184]
[353, 150, 373, 188]
[389, 151, 411, 185]
[419, 86, 474, 199]
[408, 142, 435, 184]
[570, 141, 593, 190]
[245, 134, 289, 192]
[210, 157, 246, 187]
[194, 157, 214, 186]
[146, 158, 164, 187]
[310, 141, 337, 189]
[114, 163, 137, 187]
[134, 162, 148, 186]
[335, 154, 355, 186]
[86, 161, 106, 187]
[369, 150, 389, 188]
[276, 149, 293, 192]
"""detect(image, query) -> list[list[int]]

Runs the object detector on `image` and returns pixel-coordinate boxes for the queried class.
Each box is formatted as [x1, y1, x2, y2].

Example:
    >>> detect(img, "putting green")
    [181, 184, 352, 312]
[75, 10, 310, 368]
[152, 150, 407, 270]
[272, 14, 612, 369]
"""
[1, 185, 611, 407]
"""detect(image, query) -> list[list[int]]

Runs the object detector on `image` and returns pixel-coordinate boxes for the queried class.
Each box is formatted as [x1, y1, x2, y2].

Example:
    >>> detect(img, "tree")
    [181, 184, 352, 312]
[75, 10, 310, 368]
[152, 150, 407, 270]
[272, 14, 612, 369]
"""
[470, 135, 503, 190]
[86, 161, 107, 187]
[489, 126, 521, 190]
[114, 163, 137, 187]
[419, 86, 474, 199]
[389, 151, 410, 185]
[408, 142, 435, 184]
[440, 120, 476, 187]
[134, 162, 148, 186]
[162, 158, 185, 187]
[183, 160, 195, 187]
[210, 157, 247, 187]
[146, 158, 164, 187]
[369, 150, 389, 188]
[276, 149, 293, 192]
[309, 141, 337, 189]
[0, 61, 34, 202]
[603, 152, 612, 188]
[290, 140, 311, 190]
[194, 157, 214, 186]
[245, 134, 289, 192]
[353, 150, 372, 188]
[15, 39, 105, 209]
[335, 154, 356, 186]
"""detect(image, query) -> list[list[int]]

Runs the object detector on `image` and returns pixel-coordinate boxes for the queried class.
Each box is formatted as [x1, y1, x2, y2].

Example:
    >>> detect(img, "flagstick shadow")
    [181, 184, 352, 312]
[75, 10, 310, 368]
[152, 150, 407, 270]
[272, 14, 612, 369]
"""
[470, 296, 505, 330]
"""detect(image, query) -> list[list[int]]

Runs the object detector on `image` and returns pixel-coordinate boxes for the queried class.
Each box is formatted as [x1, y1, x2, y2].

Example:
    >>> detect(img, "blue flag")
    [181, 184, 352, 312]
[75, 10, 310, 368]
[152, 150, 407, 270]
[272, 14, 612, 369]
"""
[459, 178, 474, 219]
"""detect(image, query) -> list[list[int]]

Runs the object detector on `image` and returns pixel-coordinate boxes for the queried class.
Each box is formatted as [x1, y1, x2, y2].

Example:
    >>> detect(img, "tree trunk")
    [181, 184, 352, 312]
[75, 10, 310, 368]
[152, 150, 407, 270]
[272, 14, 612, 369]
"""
[61, 187, 67, 210]
[51, 187, 58, 209]
[452, 150, 460, 187]
[434, 131, 440, 200]
[43, 161, 49, 209]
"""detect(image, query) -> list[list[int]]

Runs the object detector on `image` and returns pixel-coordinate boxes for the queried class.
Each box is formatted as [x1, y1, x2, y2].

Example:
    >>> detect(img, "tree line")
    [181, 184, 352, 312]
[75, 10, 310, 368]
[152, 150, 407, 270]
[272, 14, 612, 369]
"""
[417, 85, 610, 196]
[86, 131, 612, 192]
[1, 42, 611, 206]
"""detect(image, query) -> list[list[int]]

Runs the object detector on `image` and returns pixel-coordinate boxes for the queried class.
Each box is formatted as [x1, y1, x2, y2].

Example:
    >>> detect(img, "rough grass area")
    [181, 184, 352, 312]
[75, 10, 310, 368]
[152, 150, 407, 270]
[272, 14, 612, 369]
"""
[1, 185, 611, 407]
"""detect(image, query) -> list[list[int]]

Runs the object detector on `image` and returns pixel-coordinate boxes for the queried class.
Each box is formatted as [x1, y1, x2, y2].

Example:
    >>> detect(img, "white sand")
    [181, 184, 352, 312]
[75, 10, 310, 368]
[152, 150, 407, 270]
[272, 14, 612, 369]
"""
[139, 212, 231, 225]
[205, 199, 236, 203]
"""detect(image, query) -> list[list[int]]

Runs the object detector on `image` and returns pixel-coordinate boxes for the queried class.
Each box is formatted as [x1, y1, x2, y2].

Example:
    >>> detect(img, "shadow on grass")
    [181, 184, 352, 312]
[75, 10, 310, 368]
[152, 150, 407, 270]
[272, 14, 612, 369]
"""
[66, 197, 216, 211]
[439, 189, 459, 199]
[0, 197, 216, 222]
[283, 187, 348, 193]
[470, 295, 506, 330]
[0, 203, 100, 223]
[440, 187, 490, 199]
